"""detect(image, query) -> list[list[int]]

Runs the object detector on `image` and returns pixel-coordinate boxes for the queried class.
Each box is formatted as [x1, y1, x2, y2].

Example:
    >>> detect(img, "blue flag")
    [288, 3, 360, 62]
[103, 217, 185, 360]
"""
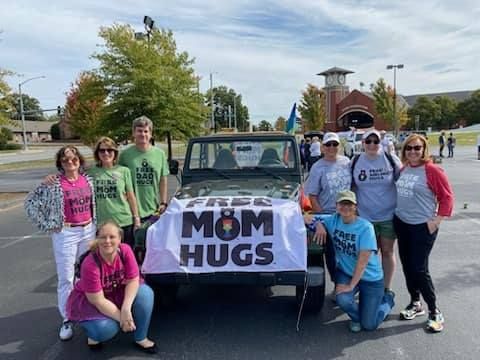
[285, 102, 297, 134]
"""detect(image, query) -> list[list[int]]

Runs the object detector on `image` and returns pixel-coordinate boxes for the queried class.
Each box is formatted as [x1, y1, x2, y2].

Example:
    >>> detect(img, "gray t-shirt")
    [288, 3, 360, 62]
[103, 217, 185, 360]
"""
[304, 156, 351, 213]
[351, 152, 401, 222]
[395, 165, 437, 224]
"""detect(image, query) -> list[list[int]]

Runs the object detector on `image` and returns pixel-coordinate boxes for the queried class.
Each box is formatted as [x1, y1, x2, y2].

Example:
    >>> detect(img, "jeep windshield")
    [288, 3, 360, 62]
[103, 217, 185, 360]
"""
[187, 138, 297, 170]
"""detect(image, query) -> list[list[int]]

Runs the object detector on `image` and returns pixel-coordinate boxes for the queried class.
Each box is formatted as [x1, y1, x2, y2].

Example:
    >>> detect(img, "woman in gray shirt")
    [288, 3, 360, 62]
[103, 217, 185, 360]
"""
[351, 129, 401, 292]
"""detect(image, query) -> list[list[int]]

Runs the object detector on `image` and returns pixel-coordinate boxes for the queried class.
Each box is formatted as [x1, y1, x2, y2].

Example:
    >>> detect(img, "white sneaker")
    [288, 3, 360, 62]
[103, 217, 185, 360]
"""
[59, 321, 73, 341]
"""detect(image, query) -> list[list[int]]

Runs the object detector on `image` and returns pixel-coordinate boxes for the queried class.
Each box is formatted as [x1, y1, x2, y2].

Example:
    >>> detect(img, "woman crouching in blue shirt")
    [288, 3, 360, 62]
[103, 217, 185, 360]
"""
[305, 190, 395, 332]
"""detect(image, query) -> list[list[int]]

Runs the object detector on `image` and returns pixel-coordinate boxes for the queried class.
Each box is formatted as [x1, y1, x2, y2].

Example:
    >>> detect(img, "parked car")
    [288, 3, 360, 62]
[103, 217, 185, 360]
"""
[343, 130, 364, 158]
[137, 132, 325, 312]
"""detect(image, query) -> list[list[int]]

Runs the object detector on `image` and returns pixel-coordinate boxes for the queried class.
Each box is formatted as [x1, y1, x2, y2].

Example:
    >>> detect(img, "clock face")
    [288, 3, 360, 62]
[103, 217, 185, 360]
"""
[326, 74, 334, 85]
[338, 74, 345, 84]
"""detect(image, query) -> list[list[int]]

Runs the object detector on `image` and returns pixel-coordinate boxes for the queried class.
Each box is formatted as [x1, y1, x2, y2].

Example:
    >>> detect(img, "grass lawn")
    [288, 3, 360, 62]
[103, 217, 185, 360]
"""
[427, 131, 480, 146]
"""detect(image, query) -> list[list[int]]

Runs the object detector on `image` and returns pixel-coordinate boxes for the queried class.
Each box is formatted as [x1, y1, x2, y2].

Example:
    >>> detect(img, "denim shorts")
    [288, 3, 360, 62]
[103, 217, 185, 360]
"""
[372, 220, 396, 240]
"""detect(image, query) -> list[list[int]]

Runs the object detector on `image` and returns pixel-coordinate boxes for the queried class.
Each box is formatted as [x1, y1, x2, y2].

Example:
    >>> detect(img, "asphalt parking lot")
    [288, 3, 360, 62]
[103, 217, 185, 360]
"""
[0, 145, 479, 359]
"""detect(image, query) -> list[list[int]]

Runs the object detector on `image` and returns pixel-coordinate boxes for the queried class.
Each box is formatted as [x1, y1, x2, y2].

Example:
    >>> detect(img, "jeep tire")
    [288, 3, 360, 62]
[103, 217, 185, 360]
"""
[296, 283, 325, 313]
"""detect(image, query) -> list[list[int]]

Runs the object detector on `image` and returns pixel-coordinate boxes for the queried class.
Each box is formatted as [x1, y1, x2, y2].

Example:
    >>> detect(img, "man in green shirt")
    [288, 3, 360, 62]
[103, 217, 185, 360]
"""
[119, 116, 170, 219]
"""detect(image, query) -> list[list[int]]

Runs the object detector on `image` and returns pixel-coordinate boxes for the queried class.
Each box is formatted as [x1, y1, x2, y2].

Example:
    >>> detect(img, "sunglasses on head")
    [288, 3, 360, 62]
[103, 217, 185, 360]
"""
[365, 139, 380, 145]
[98, 148, 115, 154]
[405, 145, 423, 151]
[324, 142, 339, 147]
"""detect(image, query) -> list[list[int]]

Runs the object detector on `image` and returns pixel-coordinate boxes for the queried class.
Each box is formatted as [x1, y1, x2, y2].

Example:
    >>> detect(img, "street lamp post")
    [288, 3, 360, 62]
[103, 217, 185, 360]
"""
[18, 76, 46, 151]
[386, 64, 404, 138]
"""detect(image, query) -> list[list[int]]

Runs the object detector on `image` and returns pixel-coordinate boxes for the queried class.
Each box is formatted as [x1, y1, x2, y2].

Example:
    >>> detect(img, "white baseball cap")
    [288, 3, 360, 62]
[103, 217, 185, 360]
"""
[362, 129, 381, 140]
[322, 132, 340, 144]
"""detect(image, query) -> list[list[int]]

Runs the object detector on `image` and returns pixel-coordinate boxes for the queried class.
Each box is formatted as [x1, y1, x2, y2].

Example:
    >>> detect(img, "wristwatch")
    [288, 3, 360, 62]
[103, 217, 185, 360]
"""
[159, 202, 168, 207]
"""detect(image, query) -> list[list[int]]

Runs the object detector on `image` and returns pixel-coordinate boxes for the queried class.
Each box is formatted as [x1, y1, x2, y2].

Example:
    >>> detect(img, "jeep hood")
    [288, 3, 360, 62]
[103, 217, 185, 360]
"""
[175, 179, 300, 200]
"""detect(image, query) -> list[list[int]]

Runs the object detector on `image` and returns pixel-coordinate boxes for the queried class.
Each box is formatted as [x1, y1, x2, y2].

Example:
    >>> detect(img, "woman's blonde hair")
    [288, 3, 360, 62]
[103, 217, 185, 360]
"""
[93, 136, 119, 167]
[89, 220, 124, 251]
[400, 133, 431, 164]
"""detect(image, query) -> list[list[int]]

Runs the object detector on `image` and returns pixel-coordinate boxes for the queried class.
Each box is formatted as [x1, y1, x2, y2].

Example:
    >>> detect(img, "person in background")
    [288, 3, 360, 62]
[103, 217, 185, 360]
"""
[393, 134, 454, 333]
[351, 129, 401, 294]
[25, 146, 96, 341]
[304, 132, 351, 287]
[438, 131, 446, 158]
[380, 130, 395, 155]
[299, 139, 306, 169]
[447, 132, 456, 158]
[308, 136, 321, 170]
[90, 137, 141, 248]
[305, 190, 395, 332]
[119, 116, 170, 221]
[304, 138, 311, 171]
[66, 221, 157, 353]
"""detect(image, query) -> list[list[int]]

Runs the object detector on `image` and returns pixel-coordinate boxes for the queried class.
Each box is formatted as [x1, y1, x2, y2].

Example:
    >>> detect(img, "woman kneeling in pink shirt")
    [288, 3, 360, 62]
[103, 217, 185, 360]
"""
[66, 221, 157, 354]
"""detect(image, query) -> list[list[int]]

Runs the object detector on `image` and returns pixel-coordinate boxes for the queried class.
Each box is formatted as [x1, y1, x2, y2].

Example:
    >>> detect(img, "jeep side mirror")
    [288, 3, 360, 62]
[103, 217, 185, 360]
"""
[169, 159, 179, 175]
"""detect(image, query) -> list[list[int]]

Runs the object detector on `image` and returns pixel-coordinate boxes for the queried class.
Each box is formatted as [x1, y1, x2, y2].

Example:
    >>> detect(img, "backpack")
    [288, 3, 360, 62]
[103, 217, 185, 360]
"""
[75, 248, 125, 281]
[351, 152, 399, 184]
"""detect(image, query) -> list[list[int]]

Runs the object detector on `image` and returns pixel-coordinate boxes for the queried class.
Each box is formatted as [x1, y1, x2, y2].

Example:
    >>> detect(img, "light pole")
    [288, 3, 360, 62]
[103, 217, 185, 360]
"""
[18, 75, 46, 150]
[134, 16, 154, 42]
[386, 64, 404, 137]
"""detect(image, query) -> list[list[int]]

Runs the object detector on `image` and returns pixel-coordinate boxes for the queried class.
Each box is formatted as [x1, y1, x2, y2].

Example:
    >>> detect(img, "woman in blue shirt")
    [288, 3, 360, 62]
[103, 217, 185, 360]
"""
[305, 190, 395, 332]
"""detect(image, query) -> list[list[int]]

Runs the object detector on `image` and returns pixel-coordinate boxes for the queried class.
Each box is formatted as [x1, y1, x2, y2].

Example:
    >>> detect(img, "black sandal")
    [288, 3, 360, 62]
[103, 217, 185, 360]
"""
[134, 341, 158, 354]
[87, 342, 103, 351]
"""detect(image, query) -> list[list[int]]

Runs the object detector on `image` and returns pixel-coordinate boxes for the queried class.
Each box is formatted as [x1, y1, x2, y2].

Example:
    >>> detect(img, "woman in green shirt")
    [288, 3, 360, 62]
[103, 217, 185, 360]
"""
[90, 137, 141, 248]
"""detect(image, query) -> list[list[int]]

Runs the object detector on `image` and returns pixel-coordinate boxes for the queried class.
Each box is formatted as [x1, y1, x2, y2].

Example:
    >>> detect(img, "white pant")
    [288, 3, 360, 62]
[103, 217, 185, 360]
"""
[51, 222, 96, 320]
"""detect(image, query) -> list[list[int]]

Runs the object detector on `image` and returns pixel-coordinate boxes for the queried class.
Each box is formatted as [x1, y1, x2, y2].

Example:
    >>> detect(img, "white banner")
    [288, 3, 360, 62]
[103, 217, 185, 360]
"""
[142, 196, 307, 274]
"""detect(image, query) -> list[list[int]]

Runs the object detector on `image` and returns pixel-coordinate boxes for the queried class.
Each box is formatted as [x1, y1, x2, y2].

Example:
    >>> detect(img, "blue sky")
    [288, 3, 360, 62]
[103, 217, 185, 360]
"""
[1, 0, 479, 124]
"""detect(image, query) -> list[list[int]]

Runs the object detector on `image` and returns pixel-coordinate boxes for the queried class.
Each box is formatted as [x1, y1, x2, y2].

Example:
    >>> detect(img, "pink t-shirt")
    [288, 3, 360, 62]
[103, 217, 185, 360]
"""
[60, 174, 93, 224]
[66, 244, 140, 321]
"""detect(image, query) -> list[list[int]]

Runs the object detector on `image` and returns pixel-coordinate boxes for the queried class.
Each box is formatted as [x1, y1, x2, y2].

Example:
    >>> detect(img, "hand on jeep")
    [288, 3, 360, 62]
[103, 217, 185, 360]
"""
[313, 222, 327, 245]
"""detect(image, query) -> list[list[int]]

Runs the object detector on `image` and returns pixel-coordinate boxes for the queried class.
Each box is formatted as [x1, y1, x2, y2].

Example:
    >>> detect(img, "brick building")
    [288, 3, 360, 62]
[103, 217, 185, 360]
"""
[317, 67, 388, 132]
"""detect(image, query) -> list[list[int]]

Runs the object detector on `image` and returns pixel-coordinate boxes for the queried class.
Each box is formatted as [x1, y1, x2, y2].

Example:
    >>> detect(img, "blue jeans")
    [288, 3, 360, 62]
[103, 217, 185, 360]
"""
[335, 269, 394, 331]
[80, 284, 154, 342]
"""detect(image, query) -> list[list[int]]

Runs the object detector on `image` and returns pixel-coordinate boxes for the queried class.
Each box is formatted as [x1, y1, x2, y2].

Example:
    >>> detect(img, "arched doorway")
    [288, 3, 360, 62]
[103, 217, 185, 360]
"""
[337, 111, 374, 130]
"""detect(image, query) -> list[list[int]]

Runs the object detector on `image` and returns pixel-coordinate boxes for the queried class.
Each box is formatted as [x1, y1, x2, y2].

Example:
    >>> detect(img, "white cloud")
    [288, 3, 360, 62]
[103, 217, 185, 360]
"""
[1, 0, 479, 124]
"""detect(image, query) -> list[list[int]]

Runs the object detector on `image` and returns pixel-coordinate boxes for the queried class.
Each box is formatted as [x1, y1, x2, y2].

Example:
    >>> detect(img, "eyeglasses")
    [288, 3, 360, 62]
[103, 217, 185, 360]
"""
[324, 142, 339, 147]
[61, 157, 79, 164]
[405, 145, 423, 151]
[365, 139, 380, 145]
[98, 148, 115, 154]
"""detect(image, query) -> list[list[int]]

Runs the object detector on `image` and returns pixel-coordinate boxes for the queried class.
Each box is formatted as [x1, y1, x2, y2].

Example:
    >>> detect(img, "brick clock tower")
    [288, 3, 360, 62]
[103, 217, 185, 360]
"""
[317, 67, 354, 132]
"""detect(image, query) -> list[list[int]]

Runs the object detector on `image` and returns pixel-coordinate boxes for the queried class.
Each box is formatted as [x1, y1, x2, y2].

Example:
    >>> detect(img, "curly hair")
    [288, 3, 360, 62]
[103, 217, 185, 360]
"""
[55, 145, 86, 172]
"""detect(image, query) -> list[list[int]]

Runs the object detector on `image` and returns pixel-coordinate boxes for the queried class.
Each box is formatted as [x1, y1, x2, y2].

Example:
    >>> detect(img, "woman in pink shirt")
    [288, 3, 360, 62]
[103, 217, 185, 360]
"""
[25, 146, 96, 341]
[67, 221, 156, 354]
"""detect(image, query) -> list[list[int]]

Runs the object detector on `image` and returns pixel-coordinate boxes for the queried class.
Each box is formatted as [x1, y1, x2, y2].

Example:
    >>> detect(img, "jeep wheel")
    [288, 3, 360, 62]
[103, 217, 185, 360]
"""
[296, 283, 325, 313]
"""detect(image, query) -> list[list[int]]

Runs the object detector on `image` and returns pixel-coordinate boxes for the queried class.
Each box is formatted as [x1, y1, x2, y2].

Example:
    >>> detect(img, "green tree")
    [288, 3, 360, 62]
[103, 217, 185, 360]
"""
[371, 78, 408, 133]
[0, 69, 14, 126]
[298, 84, 326, 131]
[6, 93, 45, 121]
[65, 71, 107, 145]
[257, 120, 273, 131]
[407, 96, 441, 130]
[433, 96, 458, 129]
[274, 116, 286, 131]
[206, 86, 249, 132]
[92, 24, 205, 140]
[0, 127, 13, 144]
[457, 90, 480, 127]
[50, 123, 61, 140]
